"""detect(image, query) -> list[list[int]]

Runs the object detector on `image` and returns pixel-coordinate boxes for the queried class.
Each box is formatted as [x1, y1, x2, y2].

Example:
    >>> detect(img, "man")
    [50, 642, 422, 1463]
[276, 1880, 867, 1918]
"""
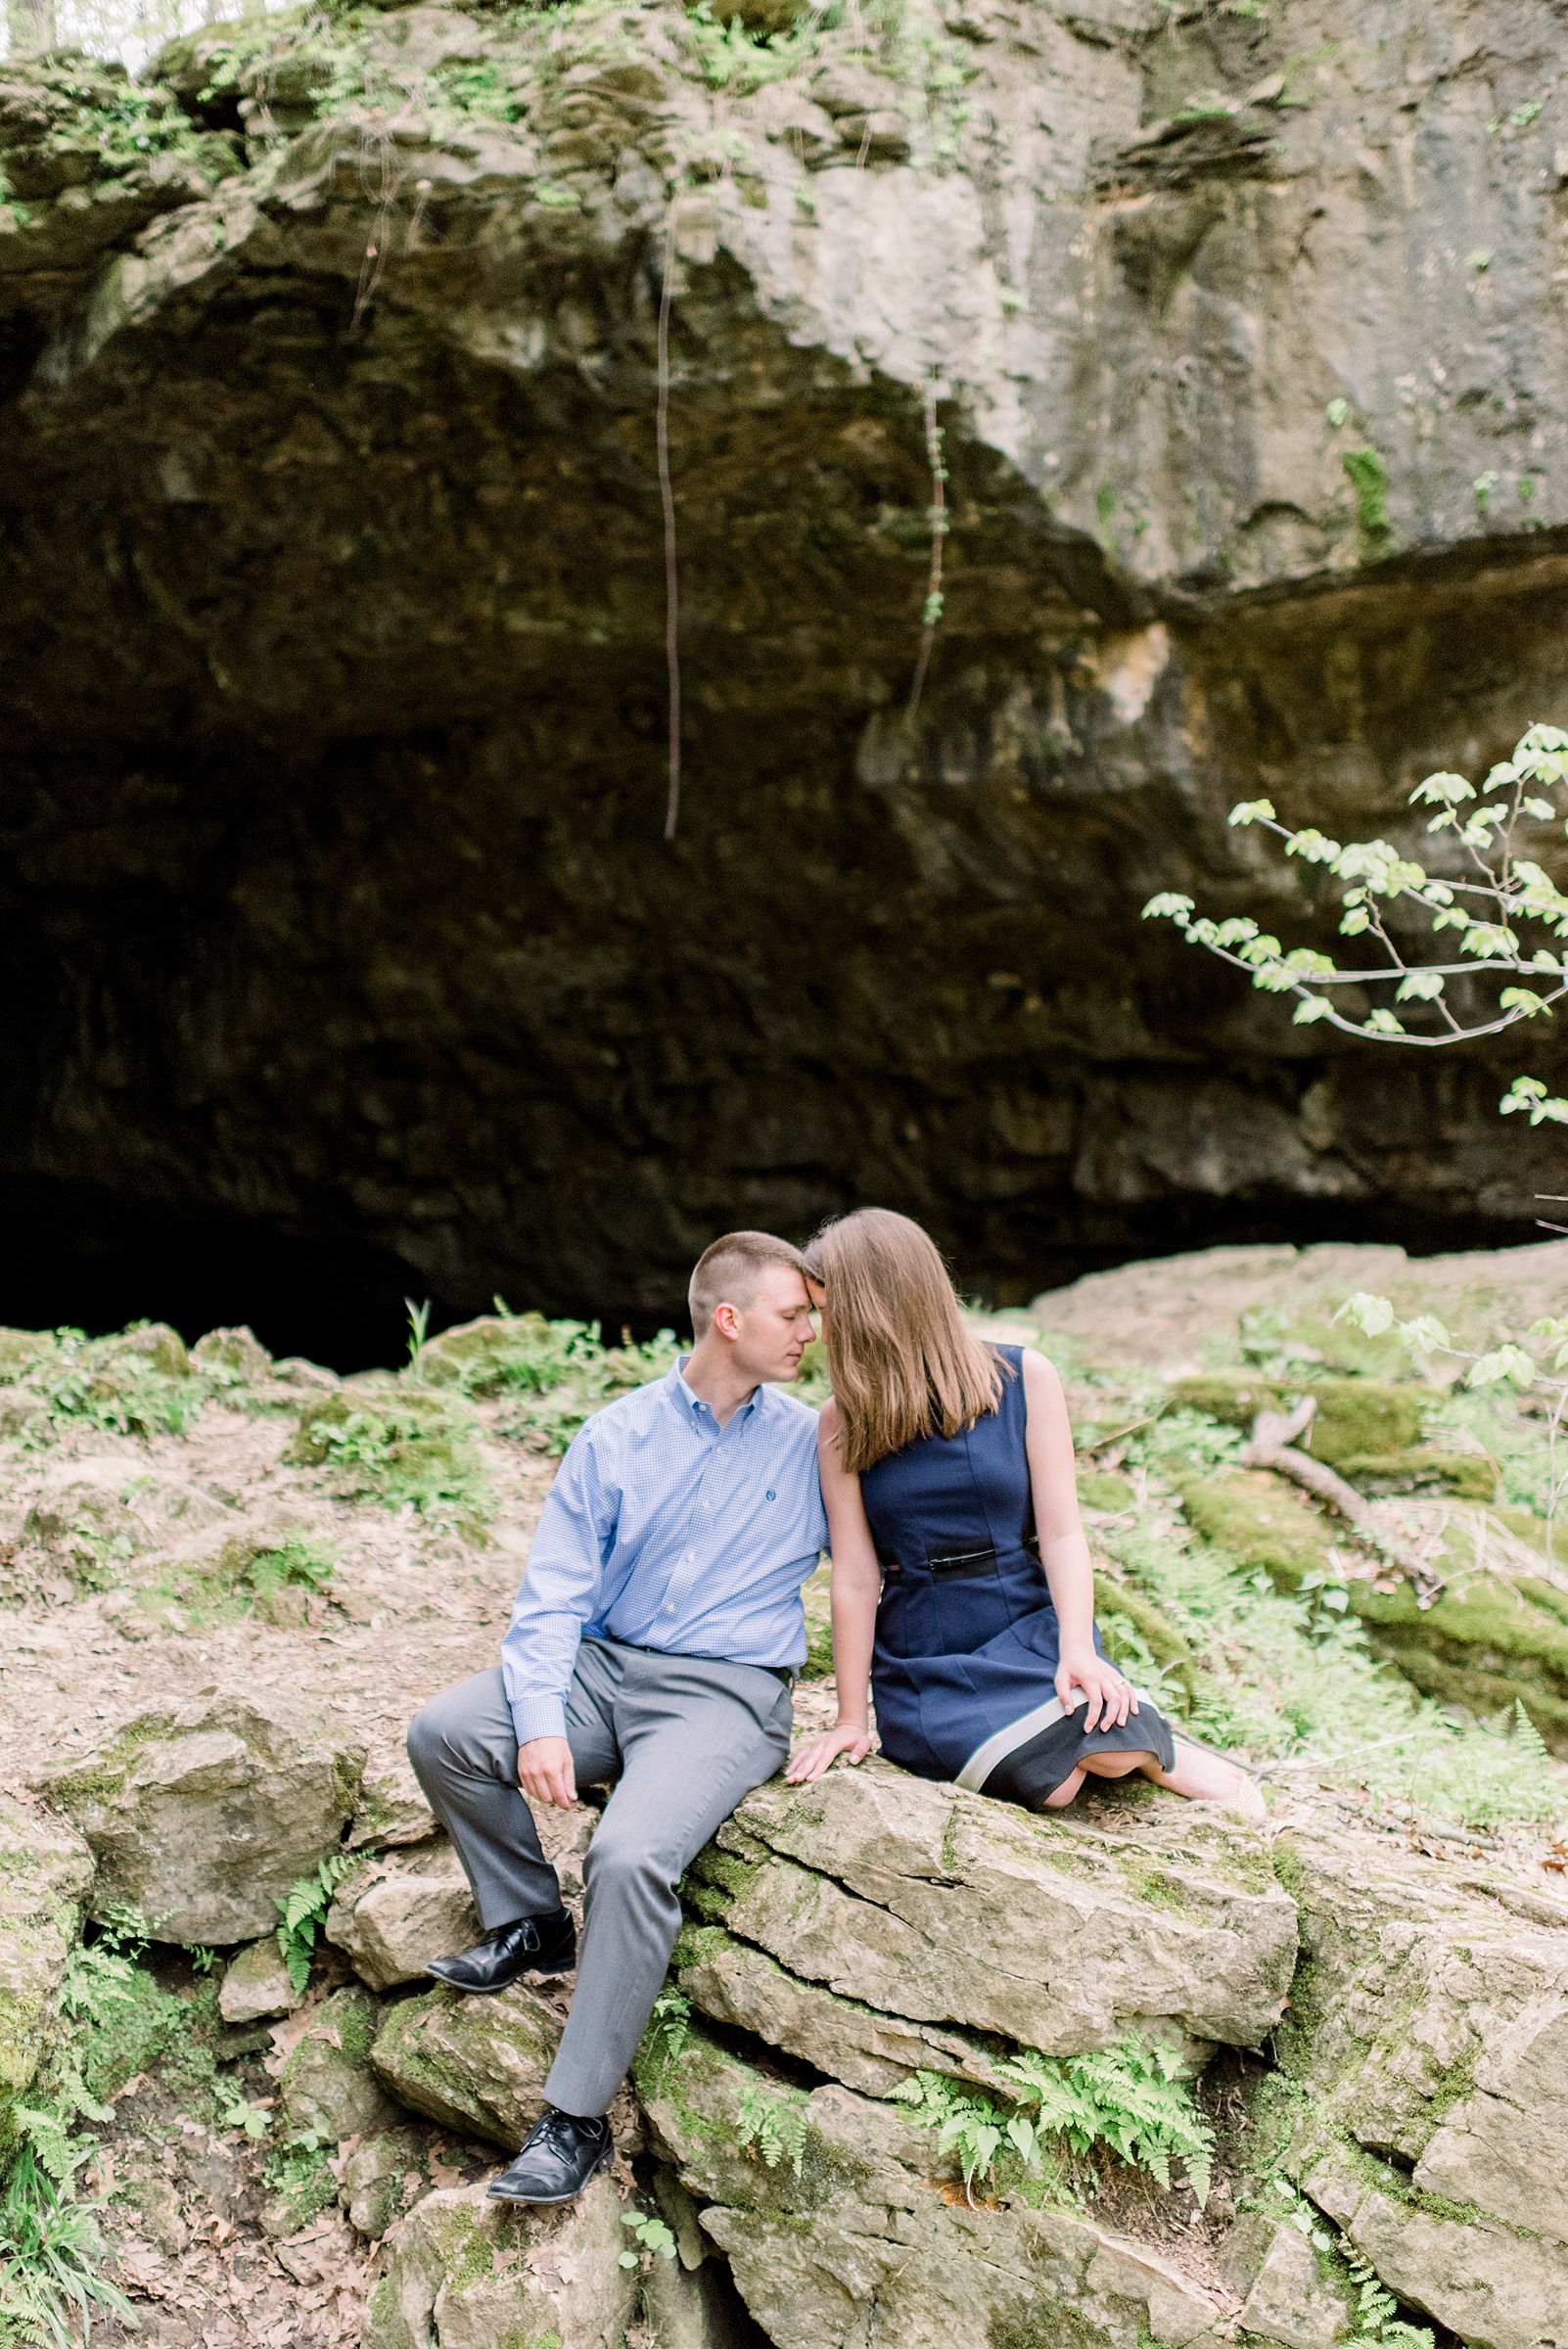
[407, 1230, 826, 2205]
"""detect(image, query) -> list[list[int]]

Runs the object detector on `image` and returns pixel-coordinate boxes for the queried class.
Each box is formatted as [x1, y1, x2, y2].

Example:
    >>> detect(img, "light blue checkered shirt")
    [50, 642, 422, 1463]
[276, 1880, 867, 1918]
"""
[502, 1359, 828, 1746]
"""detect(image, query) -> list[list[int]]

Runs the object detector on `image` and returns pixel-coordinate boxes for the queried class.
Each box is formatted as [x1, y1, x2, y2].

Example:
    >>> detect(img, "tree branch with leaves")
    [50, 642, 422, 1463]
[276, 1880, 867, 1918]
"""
[1142, 722, 1568, 1119]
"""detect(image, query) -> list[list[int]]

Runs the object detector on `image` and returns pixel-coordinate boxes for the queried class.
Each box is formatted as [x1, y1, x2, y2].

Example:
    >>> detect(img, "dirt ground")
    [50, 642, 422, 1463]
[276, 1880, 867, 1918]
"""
[0, 1378, 847, 2349]
[5, 1251, 1567, 2346]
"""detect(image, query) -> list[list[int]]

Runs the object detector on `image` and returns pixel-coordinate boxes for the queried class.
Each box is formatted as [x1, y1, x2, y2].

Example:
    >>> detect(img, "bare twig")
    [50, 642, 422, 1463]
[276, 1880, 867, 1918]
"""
[657, 207, 681, 842]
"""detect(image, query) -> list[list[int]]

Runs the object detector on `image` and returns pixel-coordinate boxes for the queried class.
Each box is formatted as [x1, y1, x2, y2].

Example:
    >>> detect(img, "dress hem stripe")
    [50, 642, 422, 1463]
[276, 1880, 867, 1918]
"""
[954, 1686, 1153, 1793]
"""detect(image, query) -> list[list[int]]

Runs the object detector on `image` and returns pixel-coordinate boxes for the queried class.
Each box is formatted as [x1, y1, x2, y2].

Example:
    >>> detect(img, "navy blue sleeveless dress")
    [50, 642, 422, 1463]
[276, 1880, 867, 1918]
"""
[858, 1346, 1176, 1808]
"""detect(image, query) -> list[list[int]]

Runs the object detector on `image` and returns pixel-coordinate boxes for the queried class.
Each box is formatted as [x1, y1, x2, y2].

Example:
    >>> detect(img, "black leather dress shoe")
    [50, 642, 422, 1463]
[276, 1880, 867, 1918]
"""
[487, 2106, 612, 2204]
[425, 1908, 576, 1995]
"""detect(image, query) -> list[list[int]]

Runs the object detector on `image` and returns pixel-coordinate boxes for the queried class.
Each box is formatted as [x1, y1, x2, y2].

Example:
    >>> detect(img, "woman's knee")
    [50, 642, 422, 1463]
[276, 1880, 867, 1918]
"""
[1079, 1749, 1157, 1781]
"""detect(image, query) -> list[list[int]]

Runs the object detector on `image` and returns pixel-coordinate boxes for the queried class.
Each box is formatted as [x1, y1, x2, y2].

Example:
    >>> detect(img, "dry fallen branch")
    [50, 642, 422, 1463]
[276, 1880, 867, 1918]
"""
[1241, 1396, 1442, 1603]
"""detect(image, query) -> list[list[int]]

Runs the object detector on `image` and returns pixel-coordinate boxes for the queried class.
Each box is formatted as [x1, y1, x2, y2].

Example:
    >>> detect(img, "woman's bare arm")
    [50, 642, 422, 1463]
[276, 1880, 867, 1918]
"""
[785, 1399, 880, 1780]
[1022, 1348, 1134, 1733]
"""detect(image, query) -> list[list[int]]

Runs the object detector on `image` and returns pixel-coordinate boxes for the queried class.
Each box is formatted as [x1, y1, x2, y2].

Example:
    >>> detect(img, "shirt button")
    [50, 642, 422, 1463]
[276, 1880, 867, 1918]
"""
[666, 1604, 675, 1615]
[702, 1502, 711, 1511]
[686, 1552, 695, 1562]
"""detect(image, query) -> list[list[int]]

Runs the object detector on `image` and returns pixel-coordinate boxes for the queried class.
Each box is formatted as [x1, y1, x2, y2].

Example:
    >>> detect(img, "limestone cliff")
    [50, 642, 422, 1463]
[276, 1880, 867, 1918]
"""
[3, 0, 1568, 1341]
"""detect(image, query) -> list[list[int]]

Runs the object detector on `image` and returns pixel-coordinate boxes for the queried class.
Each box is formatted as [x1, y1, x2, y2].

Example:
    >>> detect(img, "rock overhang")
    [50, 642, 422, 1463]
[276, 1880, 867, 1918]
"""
[3, 0, 1568, 1323]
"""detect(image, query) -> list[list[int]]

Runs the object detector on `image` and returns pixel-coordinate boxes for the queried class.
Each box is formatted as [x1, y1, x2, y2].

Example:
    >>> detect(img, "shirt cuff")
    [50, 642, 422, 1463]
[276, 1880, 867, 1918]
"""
[511, 1691, 568, 1747]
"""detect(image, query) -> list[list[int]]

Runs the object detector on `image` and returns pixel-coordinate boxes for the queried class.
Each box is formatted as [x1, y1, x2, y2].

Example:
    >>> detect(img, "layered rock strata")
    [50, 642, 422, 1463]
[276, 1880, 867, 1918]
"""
[3, 0, 1568, 1332]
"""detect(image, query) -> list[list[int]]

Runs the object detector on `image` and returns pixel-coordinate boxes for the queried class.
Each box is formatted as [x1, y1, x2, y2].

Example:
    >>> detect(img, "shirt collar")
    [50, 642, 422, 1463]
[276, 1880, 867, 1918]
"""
[670, 1356, 764, 1430]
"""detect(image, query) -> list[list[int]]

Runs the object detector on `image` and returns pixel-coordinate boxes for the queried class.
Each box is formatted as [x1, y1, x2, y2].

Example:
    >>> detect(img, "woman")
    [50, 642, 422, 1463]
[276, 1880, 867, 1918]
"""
[786, 1209, 1262, 1818]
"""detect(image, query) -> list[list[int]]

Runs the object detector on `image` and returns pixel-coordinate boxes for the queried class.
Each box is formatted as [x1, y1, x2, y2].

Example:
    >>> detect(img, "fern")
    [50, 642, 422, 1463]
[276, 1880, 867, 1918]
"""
[1344, 2245, 1434, 2346]
[735, 2084, 809, 2178]
[895, 2036, 1214, 2204]
[643, 1991, 692, 2070]
[275, 1853, 357, 1994]
[1263, 2185, 1433, 2348]
[1511, 1696, 1551, 1768]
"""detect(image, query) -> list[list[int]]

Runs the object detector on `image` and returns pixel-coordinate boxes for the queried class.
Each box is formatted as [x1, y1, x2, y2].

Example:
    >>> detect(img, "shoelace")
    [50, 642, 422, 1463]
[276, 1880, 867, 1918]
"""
[532, 2107, 603, 2157]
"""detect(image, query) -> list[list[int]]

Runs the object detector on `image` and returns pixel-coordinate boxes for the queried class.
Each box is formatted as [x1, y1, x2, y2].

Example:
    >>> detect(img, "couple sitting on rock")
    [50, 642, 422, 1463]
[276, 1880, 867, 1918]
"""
[407, 1210, 1260, 2207]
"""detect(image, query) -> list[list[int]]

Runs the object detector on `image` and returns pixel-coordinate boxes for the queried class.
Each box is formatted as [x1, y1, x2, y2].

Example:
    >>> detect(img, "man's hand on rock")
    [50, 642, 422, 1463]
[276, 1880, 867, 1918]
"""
[518, 1736, 576, 1809]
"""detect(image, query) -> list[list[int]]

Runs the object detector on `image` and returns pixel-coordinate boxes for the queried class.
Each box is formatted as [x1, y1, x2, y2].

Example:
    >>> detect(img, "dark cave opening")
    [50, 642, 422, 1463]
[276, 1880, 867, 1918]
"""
[0, 1174, 1550, 1374]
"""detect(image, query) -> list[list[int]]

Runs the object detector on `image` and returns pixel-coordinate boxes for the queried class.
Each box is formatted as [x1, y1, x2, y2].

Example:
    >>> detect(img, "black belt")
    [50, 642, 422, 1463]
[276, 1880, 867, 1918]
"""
[600, 1634, 796, 1688]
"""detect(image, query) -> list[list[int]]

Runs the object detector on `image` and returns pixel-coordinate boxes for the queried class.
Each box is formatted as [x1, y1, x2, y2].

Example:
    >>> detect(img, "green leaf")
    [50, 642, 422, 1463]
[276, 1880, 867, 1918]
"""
[1466, 1345, 1538, 1389]
[1408, 771, 1476, 806]
[1336, 1292, 1396, 1336]
[1292, 995, 1332, 1023]
[1227, 800, 1275, 826]
[1397, 1313, 1451, 1355]
[1283, 828, 1344, 863]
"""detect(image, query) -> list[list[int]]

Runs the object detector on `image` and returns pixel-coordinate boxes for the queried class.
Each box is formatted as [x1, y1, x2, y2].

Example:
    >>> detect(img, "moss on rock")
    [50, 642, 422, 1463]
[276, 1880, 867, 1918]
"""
[370, 1980, 562, 2148]
[1093, 1572, 1197, 1711]
[1335, 1449, 1497, 1501]
[1354, 1575, 1568, 1752]
[1177, 1469, 1337, 1593]
[0, 1796, 95, 2150]
[280, 1984, 402, 2142]
[1170, 1376, 1424, 1465]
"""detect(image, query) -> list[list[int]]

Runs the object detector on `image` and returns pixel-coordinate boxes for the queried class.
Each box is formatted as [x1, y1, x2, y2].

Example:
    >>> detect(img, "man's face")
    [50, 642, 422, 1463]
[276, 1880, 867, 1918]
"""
[723, 1266, 817, 1384]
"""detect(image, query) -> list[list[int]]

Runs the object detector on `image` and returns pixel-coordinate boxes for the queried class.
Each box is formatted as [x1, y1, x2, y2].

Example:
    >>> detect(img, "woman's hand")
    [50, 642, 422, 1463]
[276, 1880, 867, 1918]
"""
[785, 1723, 875, 1782]
[1055, 1644, 1136, 1734]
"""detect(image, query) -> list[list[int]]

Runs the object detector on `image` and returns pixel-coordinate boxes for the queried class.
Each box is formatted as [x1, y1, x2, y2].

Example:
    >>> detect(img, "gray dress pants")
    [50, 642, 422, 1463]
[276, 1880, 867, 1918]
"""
[406, 1636, 792, 2118]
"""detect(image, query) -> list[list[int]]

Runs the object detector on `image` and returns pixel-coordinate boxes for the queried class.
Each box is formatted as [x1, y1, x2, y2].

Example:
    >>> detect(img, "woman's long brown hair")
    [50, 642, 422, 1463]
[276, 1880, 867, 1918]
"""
[803, 1209, 1005, 1474]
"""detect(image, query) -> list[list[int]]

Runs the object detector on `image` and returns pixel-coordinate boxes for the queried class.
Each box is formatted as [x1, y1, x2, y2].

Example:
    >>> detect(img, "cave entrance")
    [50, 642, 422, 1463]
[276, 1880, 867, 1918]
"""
[0, 1177, 425, 1374]
[0, 1175, 1550, 1375]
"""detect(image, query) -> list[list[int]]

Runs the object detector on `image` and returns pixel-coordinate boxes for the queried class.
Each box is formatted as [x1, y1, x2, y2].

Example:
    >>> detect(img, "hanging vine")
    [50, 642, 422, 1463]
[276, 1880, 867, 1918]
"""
[905, 375, 947, 722]
[657, 205, 682, 842]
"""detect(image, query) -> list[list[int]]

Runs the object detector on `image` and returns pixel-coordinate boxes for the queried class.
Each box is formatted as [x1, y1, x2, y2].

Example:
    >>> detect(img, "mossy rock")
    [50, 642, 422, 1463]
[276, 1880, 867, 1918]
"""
[340, 2124, 433, 2237]
[1077, 1471, 1133, 1512]
[280, 1985, 402, 2142]
[1092, 1572, 1197, 1713]
[191, 1325, 273, 1381]
[287, 1386, 457, 1463]
[1353, 1575, 1568, 1753]
[1180, 1467, 1568, 1744]
[369, 1980, 562, 2148]
[1489, 1505, 1567, 1561]
[1177, 1469, 1338, 1593]
[1336, 1450, 1497, 1502]
[0, 1327, 54, 1383]
[1170, 1375, 1423, 1466]
[702, 0, 810, 32]
[0, 1796, 95, 2152]
[413, 1313, 535, 1394]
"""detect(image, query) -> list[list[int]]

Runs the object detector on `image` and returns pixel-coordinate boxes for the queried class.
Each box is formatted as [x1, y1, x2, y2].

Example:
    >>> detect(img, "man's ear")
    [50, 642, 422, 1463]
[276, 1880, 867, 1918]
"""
[712, 1301, 742, 1343]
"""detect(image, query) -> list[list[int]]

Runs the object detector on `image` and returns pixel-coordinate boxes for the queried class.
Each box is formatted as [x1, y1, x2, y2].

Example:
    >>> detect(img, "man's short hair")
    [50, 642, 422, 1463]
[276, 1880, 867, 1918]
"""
[688, 1230, 807, 1336]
